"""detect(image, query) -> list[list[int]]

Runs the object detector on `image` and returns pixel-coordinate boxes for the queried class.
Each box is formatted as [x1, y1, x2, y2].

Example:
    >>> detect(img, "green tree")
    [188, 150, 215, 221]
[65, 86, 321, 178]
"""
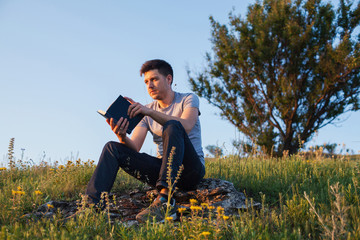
[189, 0, 360, 156]
[205, 145, 223, 158]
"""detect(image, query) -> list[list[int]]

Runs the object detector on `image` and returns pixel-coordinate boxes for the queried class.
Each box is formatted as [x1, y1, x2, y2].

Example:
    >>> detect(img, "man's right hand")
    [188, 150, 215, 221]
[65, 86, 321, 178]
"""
[107, 117, 129, 143]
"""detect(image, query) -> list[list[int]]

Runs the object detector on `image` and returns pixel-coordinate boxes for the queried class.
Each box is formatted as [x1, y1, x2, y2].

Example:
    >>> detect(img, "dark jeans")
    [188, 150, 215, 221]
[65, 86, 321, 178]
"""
[86, 120, 205, 204]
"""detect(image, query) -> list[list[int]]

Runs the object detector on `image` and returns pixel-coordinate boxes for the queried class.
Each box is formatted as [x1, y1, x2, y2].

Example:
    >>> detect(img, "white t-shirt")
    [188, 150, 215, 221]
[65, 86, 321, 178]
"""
[139, 92, 204, 166]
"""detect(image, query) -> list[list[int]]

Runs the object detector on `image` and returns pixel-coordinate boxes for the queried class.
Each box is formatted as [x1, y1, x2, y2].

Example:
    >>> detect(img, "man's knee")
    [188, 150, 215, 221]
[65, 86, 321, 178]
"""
[103, 141, 128, 156]
[162, 120, 184, 135]
[103, 141, 119, 152]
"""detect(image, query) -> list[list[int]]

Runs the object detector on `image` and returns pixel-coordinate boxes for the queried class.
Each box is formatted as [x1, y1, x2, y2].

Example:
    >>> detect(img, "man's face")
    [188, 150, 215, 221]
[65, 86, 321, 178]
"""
[144, 69, 172, 100]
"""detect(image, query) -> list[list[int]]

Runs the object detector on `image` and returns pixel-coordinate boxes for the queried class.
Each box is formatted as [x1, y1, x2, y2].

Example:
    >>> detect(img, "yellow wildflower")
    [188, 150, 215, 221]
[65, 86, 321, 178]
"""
[34, 190, 43, 195]
[17, 186, 23, 191]
[12, 190, 25, 196]
[165, 217, 173, 221]
[178, 207, 186, 213]
[47, 204, 54, 209]
[217, 206, 224, 215]
[58, 165, 64, 169]
[208, 206, 215, 210]
[222, 215, 230, 220]
[200, 231, 211, 236]
[190, 206, 202, 211]
[189, 199, 198, 205]
[0, 167, 6, 171]
[201, 203, 209, 208]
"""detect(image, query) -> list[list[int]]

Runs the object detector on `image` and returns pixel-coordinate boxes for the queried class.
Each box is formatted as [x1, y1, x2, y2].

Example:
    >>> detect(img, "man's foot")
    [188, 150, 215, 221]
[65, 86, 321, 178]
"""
[136, 195, 177, 223]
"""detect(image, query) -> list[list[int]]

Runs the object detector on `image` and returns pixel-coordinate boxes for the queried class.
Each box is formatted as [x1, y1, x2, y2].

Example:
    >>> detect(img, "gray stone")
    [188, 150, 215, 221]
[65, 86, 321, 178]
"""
[174, 178, 261, 215]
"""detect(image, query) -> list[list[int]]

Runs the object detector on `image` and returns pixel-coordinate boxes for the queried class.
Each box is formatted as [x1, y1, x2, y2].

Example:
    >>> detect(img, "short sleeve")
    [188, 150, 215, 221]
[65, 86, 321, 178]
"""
[183, 93, 200, 109]
[138, 116, 149, 130]
[137, 102, 154, 130]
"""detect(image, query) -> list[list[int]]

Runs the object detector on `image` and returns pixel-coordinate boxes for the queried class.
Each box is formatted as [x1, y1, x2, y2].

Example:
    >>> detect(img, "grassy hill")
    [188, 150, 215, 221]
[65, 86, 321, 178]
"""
[1, 152, 359, 239]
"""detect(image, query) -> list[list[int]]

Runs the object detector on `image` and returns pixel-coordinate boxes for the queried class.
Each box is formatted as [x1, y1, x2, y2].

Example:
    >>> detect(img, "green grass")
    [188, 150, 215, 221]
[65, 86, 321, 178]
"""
[1, 152, 360, 239]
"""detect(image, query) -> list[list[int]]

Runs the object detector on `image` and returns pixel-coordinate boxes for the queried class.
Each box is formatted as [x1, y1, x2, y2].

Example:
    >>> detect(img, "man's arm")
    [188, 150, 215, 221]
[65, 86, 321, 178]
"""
[127, 100, 198, 134]
[146, 107, 198, 133]
[129, 125, 148, 152]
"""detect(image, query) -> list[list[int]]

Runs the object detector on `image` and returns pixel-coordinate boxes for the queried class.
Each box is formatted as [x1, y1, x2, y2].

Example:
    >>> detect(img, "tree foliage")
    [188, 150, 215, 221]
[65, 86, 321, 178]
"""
[205, 145, 223, 158]
[189, 0, 360, 155]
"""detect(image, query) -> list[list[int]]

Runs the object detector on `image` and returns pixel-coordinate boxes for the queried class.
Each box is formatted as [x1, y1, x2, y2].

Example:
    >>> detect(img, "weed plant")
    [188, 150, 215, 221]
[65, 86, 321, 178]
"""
[1, 146, 360, 239]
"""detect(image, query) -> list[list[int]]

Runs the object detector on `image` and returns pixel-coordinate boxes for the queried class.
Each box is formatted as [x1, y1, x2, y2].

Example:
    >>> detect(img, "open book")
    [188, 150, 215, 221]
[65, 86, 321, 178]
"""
[97, 95, 144, 134]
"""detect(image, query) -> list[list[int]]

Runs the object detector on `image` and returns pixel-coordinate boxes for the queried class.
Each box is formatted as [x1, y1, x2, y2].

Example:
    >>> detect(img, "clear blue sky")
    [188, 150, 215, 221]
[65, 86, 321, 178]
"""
[1, 0, 359, 165]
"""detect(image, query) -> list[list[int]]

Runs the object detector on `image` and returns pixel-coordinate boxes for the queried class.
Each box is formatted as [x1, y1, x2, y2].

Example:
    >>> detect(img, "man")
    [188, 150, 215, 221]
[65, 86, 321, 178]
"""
[86, 59, 205, 222]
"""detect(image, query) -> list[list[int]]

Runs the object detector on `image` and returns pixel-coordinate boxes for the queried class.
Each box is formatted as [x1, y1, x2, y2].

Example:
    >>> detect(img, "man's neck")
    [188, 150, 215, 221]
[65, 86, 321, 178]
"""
[157, 90, 175, 108]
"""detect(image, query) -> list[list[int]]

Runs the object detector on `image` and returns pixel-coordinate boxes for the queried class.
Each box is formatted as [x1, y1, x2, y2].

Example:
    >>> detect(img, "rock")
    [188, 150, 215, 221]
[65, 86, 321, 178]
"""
[175, 178, 261, 215]
[26, 178, 260, 225]
[122, 220, 139, 228]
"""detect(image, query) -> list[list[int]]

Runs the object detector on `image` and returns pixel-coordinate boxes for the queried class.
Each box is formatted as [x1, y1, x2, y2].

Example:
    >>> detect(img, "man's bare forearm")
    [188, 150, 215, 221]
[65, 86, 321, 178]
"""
[147, 108, 194, 133]
[117, 136, 139, 152]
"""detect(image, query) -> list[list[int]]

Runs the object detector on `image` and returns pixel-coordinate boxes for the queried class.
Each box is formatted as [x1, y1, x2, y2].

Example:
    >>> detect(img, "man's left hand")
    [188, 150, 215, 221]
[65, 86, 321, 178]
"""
[125, 97, 152, 118]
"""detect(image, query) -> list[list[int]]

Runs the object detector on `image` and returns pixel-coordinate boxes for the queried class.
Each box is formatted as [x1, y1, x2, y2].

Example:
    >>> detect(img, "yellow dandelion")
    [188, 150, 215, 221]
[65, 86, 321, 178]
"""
[222, 215, 230, 220]
[200, 231, 211, 236]
[34, 190, 43, 195]
[178, 207, 186, 213]
[189, 199, 198, 205]
[0, 167, 6, 171]
[47, 204, 54, 209]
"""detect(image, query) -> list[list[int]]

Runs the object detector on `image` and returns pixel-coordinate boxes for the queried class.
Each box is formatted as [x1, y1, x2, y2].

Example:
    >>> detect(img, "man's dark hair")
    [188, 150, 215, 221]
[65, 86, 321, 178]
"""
[140, 59, 173, 81]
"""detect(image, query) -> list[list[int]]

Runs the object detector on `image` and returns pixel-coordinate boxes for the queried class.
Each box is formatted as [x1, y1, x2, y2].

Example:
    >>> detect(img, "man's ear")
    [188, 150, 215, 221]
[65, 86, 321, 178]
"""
[166, 74, 173, 86]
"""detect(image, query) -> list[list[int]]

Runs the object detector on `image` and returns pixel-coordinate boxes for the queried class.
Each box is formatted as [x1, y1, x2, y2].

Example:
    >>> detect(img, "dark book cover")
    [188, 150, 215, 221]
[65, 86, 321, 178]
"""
[97, 95, 144, 134]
